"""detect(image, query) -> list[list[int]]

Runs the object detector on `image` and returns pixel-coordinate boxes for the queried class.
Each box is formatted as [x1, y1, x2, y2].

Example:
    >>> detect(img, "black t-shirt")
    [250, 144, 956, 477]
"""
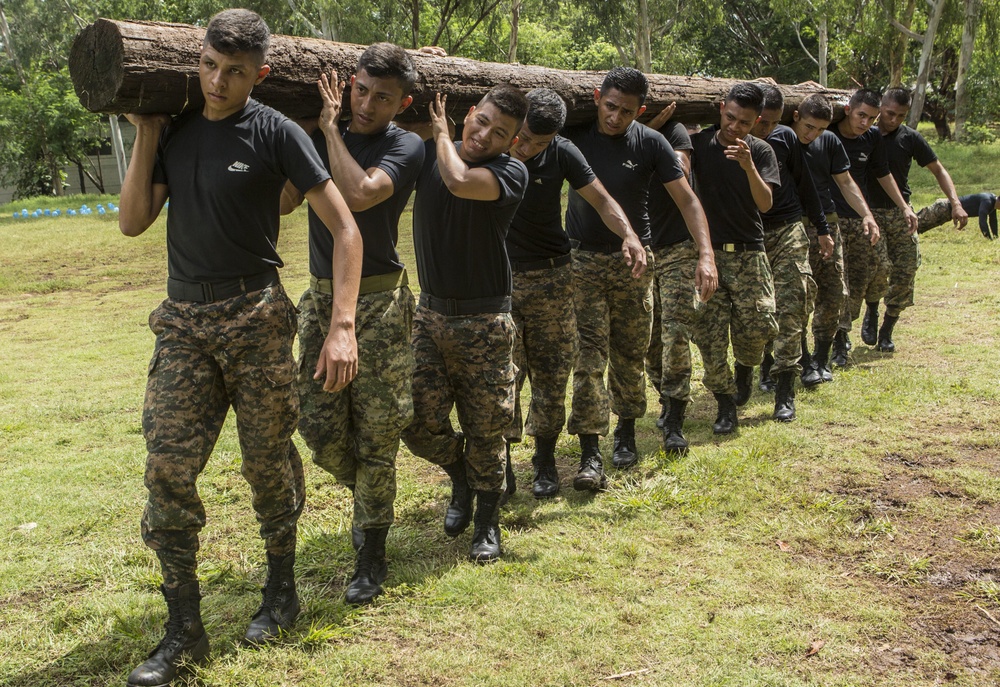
[412, 141, 528, 300]
[867, 125, 937, 209]
[153, 98, 329, 282]
[563, 120, 684, 248]
[831, 124, 890, 219]
[648, 121, 694, 248]
[507, 136, 596, 262]
[803, 130, 852, 216]
[763, 124, 829, 234]
[690, 126, 781, 243]
[307, 123, 424, 279]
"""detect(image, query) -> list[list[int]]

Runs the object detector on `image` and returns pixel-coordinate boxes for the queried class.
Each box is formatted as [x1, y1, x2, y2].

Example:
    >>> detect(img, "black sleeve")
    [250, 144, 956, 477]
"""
[792, 142, 829, 235]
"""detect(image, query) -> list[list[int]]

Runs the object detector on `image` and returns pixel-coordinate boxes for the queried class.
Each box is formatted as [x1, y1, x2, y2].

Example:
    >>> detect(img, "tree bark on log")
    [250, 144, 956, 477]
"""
[70, 18, 851, 125]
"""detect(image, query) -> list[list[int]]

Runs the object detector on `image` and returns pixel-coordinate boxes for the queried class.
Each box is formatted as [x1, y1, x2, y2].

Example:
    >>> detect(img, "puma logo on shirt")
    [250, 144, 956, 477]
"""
[227, 161, 251, 172]
[622, 160, 638, 170]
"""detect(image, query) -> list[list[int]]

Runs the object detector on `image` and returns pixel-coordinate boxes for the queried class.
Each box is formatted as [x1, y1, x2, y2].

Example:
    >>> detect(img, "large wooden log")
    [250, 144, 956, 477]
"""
[70, 18, 850, 125]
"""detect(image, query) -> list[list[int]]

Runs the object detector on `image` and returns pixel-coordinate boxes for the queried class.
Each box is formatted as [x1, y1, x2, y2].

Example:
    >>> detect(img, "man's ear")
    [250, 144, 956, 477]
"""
[350, 74, 356, 86]
[397, 95, 414, 114]
[255, 64, 271, 84]
[792, 111, 800, 122]
[593, 88, 602, 105]
[637, 105, 647, 117]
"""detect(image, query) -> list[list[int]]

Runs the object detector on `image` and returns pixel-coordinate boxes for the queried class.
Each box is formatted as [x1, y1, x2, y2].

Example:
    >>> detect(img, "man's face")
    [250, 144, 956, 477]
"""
[791, 113, 831, 145]
[842, 102, 879, 137]
[198, 44, 269, 121]
[349, 69, 413, 135]
[509, 125, 556, 162]
[751, 107, 783, 139]
[878, 100, 909, 134]
[593, 87, 645, 137]
[718, 100, 760, 146]
[461, 101, 520, 163]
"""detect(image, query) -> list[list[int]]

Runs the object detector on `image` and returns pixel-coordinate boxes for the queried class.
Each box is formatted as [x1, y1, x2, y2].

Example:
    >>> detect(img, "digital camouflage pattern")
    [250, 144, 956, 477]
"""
[804, 218, 847, 341]
[506, 263, 576, 443]
[645, 241, 700, 403]
[402, 307, 516, 493]
[141, 286, 304, 589]
[568, 248, 654, 437]
[296, 285, 414, 530]
[839, 217, 891, 330]
[916, 199, 952, 233]
[867, 207, 920, 317]
[764, 220, 816, 375]
[692, 251, 778, 394]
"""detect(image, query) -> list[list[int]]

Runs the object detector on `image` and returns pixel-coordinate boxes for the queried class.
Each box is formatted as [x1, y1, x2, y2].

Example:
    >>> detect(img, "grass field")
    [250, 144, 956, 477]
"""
[1, 138, 999, 686]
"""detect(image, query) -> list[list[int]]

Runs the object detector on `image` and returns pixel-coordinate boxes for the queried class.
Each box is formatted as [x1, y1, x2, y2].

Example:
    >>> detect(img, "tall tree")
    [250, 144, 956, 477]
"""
[954, 0, 981, 140]
[885, 0, 948, 127]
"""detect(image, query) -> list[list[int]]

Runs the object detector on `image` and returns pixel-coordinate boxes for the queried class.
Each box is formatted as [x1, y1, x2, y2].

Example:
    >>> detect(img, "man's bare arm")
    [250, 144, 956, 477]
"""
[119, 114, 171, 236]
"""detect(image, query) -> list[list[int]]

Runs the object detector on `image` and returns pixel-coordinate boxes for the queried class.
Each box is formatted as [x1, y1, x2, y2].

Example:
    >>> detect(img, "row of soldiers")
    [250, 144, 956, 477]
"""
[115, 10, 969, 687]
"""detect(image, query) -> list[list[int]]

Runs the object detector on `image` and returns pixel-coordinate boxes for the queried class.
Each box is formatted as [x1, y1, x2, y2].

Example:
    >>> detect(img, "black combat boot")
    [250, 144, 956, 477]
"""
[662, 398, 689, 454]
[734, 363, 754, 406]
[712, 392, 738, 435]
[348, 487, 364, 551]
[469, 491, 502, 563]
[530, 435, 560, 499]
[877, 314, 898, 352]
[611, 418, 638, 469]
[656, 401, 667, 429]
[773, 371, 796, 422]
[861, 301, 879, 346]
[345, 526, 389, 605]
[127, 582, 209, 687]
[572, 434, 606, 491]
[499, 441, 517, 506]
[441, 459, 473, 537]
[812, 338, 834, 383]
[242, 552, 300, 647]
[759, 352, 776, 392]
[831, 329, 850, 367]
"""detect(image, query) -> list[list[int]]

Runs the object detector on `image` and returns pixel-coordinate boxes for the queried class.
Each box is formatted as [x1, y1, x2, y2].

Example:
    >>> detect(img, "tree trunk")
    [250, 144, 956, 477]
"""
[954, 0, 981, 142]
[69, 18, 852, 125]
[907, 0, 947, 129]
[890, 0, 916, 87]
[636, 0, 652, 73]
[508, 0, 521, 63]
[818, 15, 828, 87]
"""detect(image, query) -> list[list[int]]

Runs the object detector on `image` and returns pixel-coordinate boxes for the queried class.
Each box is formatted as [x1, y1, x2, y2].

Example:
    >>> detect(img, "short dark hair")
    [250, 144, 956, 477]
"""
[524, 88, 567, 135]
[600, 67, 649, 105]
[798, 94, 833, 122]
[760, 85, 784, 112]
[724, 82, 765, 113]
[849, 88, 882, 109]
[480, 84, 529, 129]
[357, 42, 418, 95]
[882, 87, 912, 108]
[204, 9, 270, 65]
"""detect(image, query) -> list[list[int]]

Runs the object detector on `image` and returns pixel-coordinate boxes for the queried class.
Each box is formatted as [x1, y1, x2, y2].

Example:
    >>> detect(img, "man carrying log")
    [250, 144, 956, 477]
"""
[829, 88, 917, 366]
[689, 82, 780, 435]
[749, 86, 826, 422]
[861, 87, 968, 353]
[281, 43, 424, 605]
[118, 9, 362, 687]
[401, 85, 529, 563]
[504, 88, 645, 498]
[563, 67, 714, 485]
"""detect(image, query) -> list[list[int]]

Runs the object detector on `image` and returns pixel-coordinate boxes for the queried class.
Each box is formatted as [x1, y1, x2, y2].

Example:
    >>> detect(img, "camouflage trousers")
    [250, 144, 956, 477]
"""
[764, 220, 816, 375]
[567, 247, 654, 436]
[692, 250, 777, 394]
[805, 217, 847, 341]
[645, 240, 700, 403]
[867, 207, 920, 317]
[916, 199, 953, 234]
[296, 282, 414, 530]
[506, 261, 576, 442]
[839, 216, 890, 330]
[401, 306, 516, 493]
[141, 285, 304, 588]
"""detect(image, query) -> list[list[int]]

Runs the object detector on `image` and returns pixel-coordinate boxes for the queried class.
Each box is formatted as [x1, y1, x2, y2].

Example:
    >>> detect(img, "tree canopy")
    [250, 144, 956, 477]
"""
[0, 0, 997, 198]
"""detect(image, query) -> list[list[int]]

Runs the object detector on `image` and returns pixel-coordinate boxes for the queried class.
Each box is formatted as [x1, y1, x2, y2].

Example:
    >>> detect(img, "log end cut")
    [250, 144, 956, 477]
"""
[70, 19, 125, 113]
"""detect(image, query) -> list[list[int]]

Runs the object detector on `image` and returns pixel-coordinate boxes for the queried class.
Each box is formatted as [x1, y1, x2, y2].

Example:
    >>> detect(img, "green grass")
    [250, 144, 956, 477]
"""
[2, 142, 1000, 685]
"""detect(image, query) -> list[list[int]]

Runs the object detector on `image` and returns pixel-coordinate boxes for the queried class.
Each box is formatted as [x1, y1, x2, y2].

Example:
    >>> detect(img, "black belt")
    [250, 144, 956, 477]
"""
[571, 239, 621, 254]
[511, 253, 572, 272]
[167, 269, 279, 303]
[762, 215, 801, 231]
[418, 292, 511, 316]
[712, 241, 766, 253]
